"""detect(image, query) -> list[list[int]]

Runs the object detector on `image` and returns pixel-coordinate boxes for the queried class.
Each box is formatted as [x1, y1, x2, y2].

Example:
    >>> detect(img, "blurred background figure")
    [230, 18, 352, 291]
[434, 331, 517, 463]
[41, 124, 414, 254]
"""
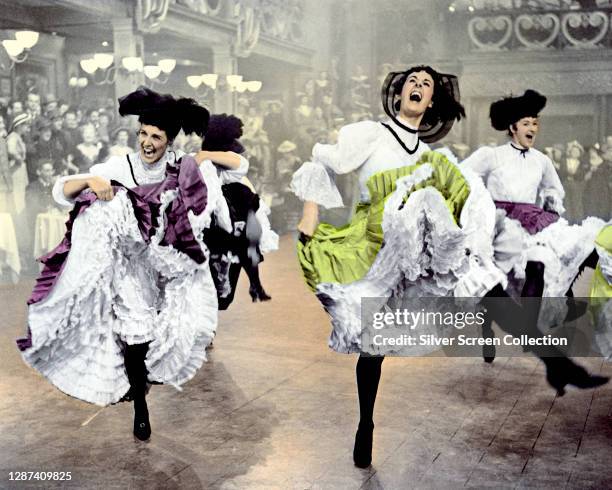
[561, 140, 586, 223]
[274, 140, 302, 234]
[108, 127, 134, 157]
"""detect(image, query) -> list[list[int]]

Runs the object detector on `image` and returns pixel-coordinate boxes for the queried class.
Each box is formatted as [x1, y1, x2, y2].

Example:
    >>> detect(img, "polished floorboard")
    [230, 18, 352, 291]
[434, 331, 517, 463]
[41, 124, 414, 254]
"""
[1, 235, 611, 489]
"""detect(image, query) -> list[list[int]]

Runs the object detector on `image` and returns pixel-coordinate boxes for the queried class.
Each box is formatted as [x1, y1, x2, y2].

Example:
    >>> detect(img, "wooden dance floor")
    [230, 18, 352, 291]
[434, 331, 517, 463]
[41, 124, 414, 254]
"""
[1, 235, 611, 489]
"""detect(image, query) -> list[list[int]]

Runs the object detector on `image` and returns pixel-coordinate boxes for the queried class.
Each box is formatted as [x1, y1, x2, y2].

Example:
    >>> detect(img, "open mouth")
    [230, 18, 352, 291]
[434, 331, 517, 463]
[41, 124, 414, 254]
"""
[143, 147, 156, 158]
[409, 91, 422, 102]
[526, 134, 534, 142]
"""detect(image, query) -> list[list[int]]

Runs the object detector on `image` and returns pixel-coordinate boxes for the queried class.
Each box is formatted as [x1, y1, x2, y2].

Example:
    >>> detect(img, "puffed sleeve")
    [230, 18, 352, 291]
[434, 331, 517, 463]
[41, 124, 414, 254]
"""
[218, 154, 249, 184]
[460, 146, 495, 180]
[536, 155, 565, 214]
[51, 157, 123, 208]
[290, 120, 381, 208]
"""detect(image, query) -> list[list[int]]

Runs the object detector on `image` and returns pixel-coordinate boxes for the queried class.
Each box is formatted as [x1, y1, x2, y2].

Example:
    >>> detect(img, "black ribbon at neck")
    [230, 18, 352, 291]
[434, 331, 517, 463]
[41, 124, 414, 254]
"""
[390, 117, 418, 134]
[511, 143, 529, 158]
[382, 123, 420, 155]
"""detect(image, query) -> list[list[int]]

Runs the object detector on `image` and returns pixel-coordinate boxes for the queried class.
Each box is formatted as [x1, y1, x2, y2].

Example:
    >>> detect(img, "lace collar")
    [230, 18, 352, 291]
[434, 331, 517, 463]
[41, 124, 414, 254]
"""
[128, 149, 176, 185]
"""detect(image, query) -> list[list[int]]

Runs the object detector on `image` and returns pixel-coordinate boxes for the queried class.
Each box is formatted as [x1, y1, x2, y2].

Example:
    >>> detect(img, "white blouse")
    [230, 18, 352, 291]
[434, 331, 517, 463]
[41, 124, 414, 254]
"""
[291, 118, 431, 208]
[461, 142, 565, 214]
[53, 149, 249, 208]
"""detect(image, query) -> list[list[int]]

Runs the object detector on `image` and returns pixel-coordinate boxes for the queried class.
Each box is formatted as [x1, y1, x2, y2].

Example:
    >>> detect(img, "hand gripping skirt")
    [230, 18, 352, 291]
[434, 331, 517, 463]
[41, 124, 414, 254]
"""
[491, 202, 608, 297]
[16, 156, 222, 406]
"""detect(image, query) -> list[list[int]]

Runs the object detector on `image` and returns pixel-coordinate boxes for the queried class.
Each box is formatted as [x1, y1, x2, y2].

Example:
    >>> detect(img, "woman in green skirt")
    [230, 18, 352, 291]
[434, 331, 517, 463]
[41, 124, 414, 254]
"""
[292, 65, 488, 468]
[291, 65, 607, 468]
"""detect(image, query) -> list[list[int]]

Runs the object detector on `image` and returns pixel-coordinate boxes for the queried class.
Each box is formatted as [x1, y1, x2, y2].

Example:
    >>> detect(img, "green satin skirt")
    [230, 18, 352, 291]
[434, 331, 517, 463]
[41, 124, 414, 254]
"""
[297, 151, 470, 291]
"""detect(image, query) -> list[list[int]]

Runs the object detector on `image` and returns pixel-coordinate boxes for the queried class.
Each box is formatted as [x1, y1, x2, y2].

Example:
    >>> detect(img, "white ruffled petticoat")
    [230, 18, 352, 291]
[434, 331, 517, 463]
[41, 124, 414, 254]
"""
[317, 163, 506, 354]
[255, 200, 279, 254]
[22, 162, 230, 406]
[493, 214, 608, 297]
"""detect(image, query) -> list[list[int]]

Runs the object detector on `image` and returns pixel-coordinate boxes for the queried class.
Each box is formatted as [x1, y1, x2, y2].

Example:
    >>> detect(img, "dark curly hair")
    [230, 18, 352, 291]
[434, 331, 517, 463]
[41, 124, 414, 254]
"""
[489, 89, 546, 135]
[118, 86, 209, 142]
[201, 113, 245, 153]
[391, 65, 465, 127]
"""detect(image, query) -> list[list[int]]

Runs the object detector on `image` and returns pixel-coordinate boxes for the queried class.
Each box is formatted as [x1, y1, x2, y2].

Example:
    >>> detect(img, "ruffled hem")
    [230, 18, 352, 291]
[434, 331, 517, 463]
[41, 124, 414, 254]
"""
[255, 201, 279, 254]
[290, 161, 344, 209]
[299, 152, 509, 354]
[320, 173, 471, 353]
[455, 166, 505, 296]
[20, 157, 222, 406]
[494, 215, 607, 297]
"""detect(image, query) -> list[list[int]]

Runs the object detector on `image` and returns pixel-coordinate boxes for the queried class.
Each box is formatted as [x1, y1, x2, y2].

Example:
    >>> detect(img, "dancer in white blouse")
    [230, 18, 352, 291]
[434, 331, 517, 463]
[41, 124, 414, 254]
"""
[461, 90, 608, 394]
[18, 87, 248, 442]
[293, 66, 493, 468]
[462, 90, 606, 299]
[292, 74, 608, 468]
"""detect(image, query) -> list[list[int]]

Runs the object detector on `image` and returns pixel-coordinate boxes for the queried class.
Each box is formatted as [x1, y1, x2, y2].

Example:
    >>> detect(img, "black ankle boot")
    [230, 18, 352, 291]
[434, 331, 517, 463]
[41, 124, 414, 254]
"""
[249, 284, 271, 302]
[353, 421, 374, 468]
[125, 343, 151, 441]
[133, 399, 151, 441]
[544, 357, 609, 396]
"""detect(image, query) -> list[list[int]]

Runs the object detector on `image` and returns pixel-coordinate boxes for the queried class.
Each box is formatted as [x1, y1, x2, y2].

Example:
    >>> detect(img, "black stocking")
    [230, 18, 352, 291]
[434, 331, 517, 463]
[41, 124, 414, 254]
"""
[356, 355, 384, 425]
[239, 243, 271, 302]
[124, 343, 151, 440]
[353, 354, 384, 468]
[521, 260, 545, 298]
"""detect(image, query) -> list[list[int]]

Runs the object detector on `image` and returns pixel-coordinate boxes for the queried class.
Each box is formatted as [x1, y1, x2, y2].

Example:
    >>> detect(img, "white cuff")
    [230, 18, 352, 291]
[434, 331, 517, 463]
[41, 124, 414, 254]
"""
[538, 190, 565, 215]
[290, 161, 344, 209]
[52, 173, 94, 208]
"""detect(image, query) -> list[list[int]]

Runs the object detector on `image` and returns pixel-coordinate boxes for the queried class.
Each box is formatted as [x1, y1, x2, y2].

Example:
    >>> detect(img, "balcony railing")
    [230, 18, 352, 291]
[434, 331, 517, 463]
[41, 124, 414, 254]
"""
[458, 6, 612, 50]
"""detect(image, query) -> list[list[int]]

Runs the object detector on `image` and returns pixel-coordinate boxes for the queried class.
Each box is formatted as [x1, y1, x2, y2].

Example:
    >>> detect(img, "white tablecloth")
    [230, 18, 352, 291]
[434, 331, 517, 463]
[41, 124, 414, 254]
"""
[34, 209, 68, 259]
[0, 212, 21, 280]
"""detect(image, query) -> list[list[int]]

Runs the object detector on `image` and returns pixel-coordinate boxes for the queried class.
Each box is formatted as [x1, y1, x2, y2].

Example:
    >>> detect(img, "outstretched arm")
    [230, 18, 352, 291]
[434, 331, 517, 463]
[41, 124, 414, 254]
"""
[194, 150, 242, 169]
[292, 121, 381, 236]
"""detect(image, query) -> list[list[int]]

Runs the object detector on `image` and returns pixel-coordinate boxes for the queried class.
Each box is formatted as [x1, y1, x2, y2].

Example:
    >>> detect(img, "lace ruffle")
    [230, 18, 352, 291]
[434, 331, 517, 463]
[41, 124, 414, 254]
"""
[255, 201, 279, 254]
[198, 161, 232, 233]
[290, 161, 344, 209]
[454, 166, 506, 296]
[494, 214, 606, 297]
[22, 168, 222, 405]
[318, 165, 471, 354]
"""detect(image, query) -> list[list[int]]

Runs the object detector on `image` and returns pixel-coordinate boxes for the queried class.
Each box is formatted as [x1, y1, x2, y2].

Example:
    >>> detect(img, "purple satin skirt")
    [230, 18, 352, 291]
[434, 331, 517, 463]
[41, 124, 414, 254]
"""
[494, 200, 559, 235]
[17, 156, 208, 351]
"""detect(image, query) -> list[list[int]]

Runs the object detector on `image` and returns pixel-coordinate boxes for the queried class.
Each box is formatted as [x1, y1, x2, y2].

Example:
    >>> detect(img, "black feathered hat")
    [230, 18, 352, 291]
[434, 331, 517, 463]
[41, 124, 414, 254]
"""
[381, 65, 465, 143]
[489, 90, 546, 131]
[201, 114, 245, 154]
[118, 86, 209, 141]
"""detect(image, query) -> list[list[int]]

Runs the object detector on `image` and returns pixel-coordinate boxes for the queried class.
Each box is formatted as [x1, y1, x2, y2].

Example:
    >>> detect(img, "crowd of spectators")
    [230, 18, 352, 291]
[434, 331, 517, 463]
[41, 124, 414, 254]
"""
[0, 91, 142, 279]
[0, 72, 610, 281]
